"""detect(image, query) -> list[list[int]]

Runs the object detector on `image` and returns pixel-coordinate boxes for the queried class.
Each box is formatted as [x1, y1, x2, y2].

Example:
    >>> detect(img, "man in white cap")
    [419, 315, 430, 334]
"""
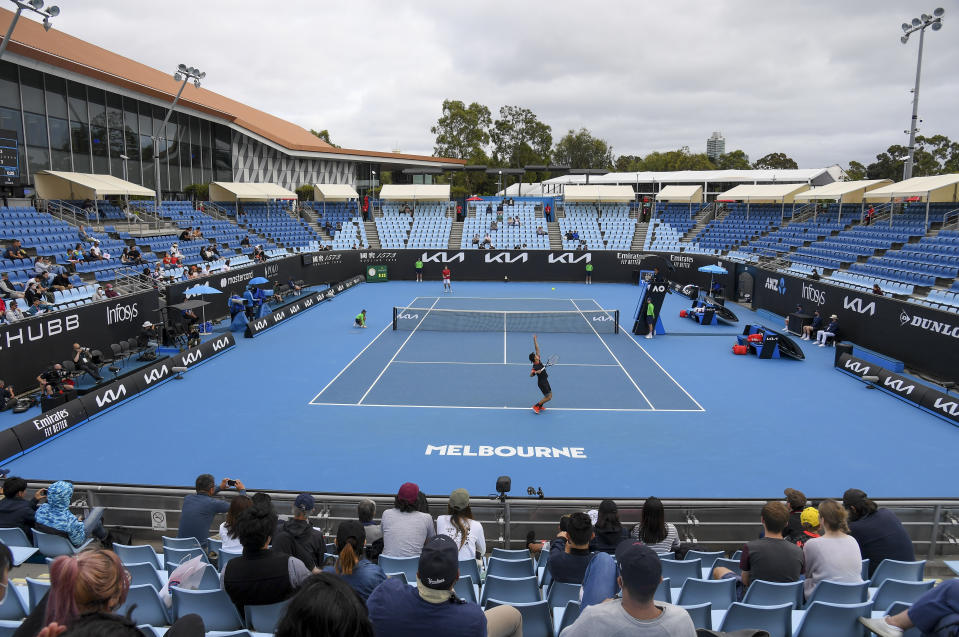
[816, 314, 840, 347]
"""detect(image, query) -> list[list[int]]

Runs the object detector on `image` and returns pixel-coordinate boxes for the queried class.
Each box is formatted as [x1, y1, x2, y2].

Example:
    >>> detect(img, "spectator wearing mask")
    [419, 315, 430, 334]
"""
[0, 476, 46, 536]
[381, 482, 435, 558]
[563, 541, 696, 636]
[436, 489, 486, 561]
[177, 473, 246, 551]
[217, 495, 252, 555]
[367, 535, 522, 637]
[548, 511, 594, 584]
[272, 493, 328, 572]
[590, 499, 629, 554]
[802, 499, 862, 601]
[326, 520, 386, 601]
[222, 498, 311, 614]
[34, 480, 111, 547]
[843, 488, 914, 577]
[630, 496, 680, 554]
[104, 283, 119, 298]
[275, 573, 374, 637]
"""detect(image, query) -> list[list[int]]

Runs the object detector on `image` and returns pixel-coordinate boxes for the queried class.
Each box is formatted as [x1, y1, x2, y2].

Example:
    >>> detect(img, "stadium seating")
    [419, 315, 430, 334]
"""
[645, 203, 700, 251]
[462, 202, 548, 250]
[694, 204, 784, 252]
[559, 203, 634, 250]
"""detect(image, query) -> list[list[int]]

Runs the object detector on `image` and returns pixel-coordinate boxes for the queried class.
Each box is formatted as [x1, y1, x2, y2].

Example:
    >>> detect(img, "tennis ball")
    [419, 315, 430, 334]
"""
[551, 287, 555, 290]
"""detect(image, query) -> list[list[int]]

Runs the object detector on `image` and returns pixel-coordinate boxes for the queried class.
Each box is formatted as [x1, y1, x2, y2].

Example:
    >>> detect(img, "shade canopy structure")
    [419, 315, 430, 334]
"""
[33, 171, 155, 200]
[863, 174, 959, 203]
[208, 182, 297, 201]
[716, 183, 809, 203]
[313, 184, 359, 201]
[793, 179, 891, 203]
[563, 185, 634, 203]
[655, 185, 704, 203]
[169, 299, 210, 311]
[378, 184, 450, 201]
[698, 264, 728, 274]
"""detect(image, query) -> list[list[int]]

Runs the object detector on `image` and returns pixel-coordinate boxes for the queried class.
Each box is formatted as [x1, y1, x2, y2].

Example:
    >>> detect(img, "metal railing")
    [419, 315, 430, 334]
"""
[28, 481, 959, 561]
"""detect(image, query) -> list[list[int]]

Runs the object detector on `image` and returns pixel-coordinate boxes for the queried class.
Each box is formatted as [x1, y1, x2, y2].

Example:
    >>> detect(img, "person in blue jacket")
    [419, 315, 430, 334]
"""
[801, 310, 823, 341]
[35, 480, 109, 547]
[816, 314, 840, 347]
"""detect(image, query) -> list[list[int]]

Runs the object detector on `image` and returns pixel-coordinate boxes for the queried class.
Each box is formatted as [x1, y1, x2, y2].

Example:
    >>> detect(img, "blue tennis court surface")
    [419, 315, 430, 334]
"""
[311, 296, 702, 412]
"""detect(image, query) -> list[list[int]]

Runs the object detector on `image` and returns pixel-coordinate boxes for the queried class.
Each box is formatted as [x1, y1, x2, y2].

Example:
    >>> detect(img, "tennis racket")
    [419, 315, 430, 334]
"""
[545, 354, 559, 367]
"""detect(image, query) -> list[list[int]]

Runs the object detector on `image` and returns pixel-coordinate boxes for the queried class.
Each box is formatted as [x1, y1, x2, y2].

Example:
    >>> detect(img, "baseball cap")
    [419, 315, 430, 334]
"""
[294, 493, 315, 512]
[614, 540, 662, 595]
[449, 488, 469, 511]
[843, 488, 867, 508]
[397, 482, 419, 505]
[801, 506, 820, 528]
[830, 314, 838, 319]
[142, 321, 153, 327]
[418, 535, 458, 590]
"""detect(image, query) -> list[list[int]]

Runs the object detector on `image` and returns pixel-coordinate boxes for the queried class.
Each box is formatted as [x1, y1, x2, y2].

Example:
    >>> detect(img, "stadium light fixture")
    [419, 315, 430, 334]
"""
[0, 0, 62, 61]
[899, 8, 944, 180]
[153, 64, 206, 212]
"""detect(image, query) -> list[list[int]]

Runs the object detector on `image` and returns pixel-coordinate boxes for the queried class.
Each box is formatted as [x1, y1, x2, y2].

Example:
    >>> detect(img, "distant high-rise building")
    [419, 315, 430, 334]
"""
[706, 132, 726, 161]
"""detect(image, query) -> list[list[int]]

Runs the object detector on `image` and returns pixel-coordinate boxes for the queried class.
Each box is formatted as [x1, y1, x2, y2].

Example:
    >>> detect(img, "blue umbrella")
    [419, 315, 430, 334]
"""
[183, 284, 222, 334]
[249, 276, 270, 285]
[697, 264, 728, 296]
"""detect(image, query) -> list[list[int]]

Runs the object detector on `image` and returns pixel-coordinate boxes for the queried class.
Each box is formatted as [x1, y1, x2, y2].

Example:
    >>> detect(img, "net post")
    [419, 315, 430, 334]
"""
[614, 309, 620, 334]
[392, 307, 397, 330]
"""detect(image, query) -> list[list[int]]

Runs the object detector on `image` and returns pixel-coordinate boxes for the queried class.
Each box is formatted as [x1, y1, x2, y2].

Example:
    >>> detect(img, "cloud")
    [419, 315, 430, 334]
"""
[49, 0, 958, 167]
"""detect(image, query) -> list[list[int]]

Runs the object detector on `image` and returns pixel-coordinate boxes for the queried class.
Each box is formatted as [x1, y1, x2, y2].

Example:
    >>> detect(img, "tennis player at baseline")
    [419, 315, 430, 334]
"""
[529, 334, 552, 413]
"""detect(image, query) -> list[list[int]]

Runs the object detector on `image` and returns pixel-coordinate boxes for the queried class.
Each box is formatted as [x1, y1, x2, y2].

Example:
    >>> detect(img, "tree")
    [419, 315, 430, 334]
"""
[636, 147, 715, 171]
[752, 152, 798, 170]
[845, 161, 867, 181]
[310, 129, 339, 148]
[183, 183, 209, 201]
[490, 105, 552, 169]
[431, 99, 492, 161]
[295, 184, 314, 201]
[552, 128, 613, 169]
[614, 154, 644, 172]
[715, 149, 751, 170]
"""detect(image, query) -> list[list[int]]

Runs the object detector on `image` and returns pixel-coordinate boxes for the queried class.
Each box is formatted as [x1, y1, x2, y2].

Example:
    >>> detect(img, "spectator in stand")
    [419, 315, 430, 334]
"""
[810, 268, 821, 281]
[590, 499, 629, 554]
[790, 507, 821, 547]
[326, 520, 386, 601]
[381, 482, 435, 558]
[563, 541, 696, 636]
[472, 233, 480, 246]
[436, 489, 486, 561]
[872, 283, 884, 296]
[127, 246, 143, 265]
[801, 310, 822, 341]
[843, 488, 914, 577]
[802, 499, 862, 601]
[565, 229, 574, 241]
[866, 205, 875, 226]
[358, 499, 383, 561]
[178, 473, 246, 551]
[712, 500, 803, 600]
[816, 313, 840, 347]
[25, 297, 50, 316]
[783, 487, 807, 540]
[104, 283, 119, 298]
[187, 265, 199, 280]
[0, 476, 46, 536]
[88, 240, 104, 261]
[860, 579, 959, 637]
[72, 343, 103, 381]
[25, 281, 53, 310]
[4, 239, 27, 260]
[536, 225, 546, 235]
[51, 270, 72, 291]
[217, 494, 252, 555]
[367, 535, 522, 637]
[0, 272, 25, 299]
[35, 480, 111, 547]
[240, 235, 251, 247]
[120, 247, 130, 264]
[548, 511, 594, 584]
[275, 573, 374, 637]
[179, 227, 193, 241]
[169, 242, 184, 262]
[33, 256, 53, 276]
[630, 496, 680, 554]
[223, 497, 311, 614]
[272, 493, 328, 572]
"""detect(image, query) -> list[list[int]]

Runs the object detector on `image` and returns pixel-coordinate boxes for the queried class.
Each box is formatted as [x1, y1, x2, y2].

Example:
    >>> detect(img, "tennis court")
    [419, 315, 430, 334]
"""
[310, 296, 703, 412]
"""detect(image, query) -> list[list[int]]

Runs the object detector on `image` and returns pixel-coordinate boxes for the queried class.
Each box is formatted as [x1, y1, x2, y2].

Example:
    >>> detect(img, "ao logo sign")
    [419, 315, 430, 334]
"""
[421, 251, 465, 263]
[398, 313, 419, 320]
[843, 296, 876, 316]
[843, 360, 871, 375]
[651, 284, 666, 293]
[211, 337, 231, 352]
[485, 252, 528, 263]
[94, 385, 127, 407]
[933, 398, 959, 417]
[142, 366, 169, 385]
[548, 253, 591, 264]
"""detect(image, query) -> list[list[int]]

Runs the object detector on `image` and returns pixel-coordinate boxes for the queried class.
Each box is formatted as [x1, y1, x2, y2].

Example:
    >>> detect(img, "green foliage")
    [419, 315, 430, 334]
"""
[183, 183, 209, 201]
[845, 161, 867, 181]
[552, 128, 613, 169]
[715, 150, 751, 169]
[295, 184, 314, 201]
[491, 106, 552, 171]
[431, 100, 492, 161]
[847, 133, 958, 181]
[752, 152, 798, 170]
[635, 147, 715, 171]
[310, 129, 340, 148]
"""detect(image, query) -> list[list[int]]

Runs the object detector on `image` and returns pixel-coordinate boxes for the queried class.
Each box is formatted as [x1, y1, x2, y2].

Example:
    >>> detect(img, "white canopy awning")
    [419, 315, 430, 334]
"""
[313, 183, 359, 201]
[655, 185, 703, 203]
[379, 184, 450, 201]
[792, 179, 891, 203]
[34, 171, 155, 200]
[563, 185, 635, 202]
[864, 174, 959, 203]
[717, 183, 809, 203]
[209, 182, 297, 201]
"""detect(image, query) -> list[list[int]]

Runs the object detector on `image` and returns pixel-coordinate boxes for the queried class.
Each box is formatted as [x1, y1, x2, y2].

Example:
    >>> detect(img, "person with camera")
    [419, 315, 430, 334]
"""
[72, 343, 103, 381]
[0, 476, 46, 536]
[178, 473, 246, 551]
[37, 363, 70, 397]
[0, 379, 14, 410]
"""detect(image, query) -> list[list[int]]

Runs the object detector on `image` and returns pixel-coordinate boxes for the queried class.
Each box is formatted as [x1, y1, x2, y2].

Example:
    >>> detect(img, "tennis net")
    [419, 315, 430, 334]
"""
[392, 307, 619, 333]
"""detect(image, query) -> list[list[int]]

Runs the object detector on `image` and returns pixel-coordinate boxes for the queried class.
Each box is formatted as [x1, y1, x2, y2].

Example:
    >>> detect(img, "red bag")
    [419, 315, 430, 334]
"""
[679, 310, 688, 318]
[747, 333, 764, 343]
[732, 344, 748, 355]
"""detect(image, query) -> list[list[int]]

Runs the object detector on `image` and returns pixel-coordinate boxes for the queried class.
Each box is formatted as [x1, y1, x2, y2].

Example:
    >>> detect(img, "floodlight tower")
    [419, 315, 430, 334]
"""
[154, 64, 205, 212]
[0, 0, 60, 61]
[899, 8, 945, 180]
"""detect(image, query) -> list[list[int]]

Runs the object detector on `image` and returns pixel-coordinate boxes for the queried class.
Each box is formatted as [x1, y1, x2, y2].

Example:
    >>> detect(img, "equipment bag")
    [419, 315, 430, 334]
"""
[732, 344, 748, 355]
[747, 333, 764, 343]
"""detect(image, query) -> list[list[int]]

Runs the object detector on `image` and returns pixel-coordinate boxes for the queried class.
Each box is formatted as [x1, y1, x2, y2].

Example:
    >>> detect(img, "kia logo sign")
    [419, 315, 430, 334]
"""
[843, 360, 870, 375]
[94, 385, 128, 407]
[142, 366, 169, 385]
[421, 251, 464, 263]
[211, 337, 231, 351]
[180, 350, 202, 366]
[843, 296, 876, 316]
[485, 252, 528, 263]
[933, 397, 959, 417]
[548, 253, 591, 264]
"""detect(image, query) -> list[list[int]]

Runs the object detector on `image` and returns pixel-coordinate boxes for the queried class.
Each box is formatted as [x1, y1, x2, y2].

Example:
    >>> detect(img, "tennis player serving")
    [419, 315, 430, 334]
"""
[529, 334, 553, 413]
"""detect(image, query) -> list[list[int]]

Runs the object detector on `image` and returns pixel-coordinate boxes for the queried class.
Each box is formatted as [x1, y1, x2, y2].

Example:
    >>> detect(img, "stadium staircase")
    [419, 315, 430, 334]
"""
[547, 222, 562, 249]
[680, 202, 717, 243]
[631, 222, 648, 249]
[364, 221, 381, 249]
[448, 221, 463, 249]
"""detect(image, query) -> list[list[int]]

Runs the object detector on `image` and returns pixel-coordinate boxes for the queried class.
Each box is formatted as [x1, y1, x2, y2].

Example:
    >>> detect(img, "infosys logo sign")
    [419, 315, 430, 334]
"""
[802, 283, 826, 306]
[899, 309, 959, 338]
[106, 302, 138, 325]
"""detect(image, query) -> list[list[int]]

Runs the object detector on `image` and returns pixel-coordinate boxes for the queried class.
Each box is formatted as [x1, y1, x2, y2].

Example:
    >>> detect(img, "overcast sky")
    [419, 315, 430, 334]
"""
[36, 0, 959, 168]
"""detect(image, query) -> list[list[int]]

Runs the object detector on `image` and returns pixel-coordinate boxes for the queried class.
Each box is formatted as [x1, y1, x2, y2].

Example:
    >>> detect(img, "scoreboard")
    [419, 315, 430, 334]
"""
[0, 129, 18, 186]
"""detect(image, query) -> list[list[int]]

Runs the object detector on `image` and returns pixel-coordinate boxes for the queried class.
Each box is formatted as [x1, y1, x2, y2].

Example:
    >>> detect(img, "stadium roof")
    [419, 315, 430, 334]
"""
[313, 184, 359, 201]
[655, 185, 703, 203]
[543, 168, 836, 186]
[717, 183, 809, 203]
[209, 182, 297, 201]
[792, 179, 891, 203]
[33, 171, 155, 200]
[864, 174, 959, 202]
[563, 185, 634, 202]
[0, 7, 463, 167]
[379, 184, 450, 201]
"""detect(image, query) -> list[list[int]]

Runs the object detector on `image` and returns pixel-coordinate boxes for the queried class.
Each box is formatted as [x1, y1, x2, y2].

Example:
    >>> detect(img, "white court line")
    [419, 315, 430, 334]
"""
[357, 297, 440, 404]
[619, 324, 706, 412]
[503, 312, 507, 364]
[391, 361, 619, 367]
[308, 402, 703, 412]
[408, 296, 584, 301]
[570, 299, 654, 410]
[308, 321, 393, 404]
